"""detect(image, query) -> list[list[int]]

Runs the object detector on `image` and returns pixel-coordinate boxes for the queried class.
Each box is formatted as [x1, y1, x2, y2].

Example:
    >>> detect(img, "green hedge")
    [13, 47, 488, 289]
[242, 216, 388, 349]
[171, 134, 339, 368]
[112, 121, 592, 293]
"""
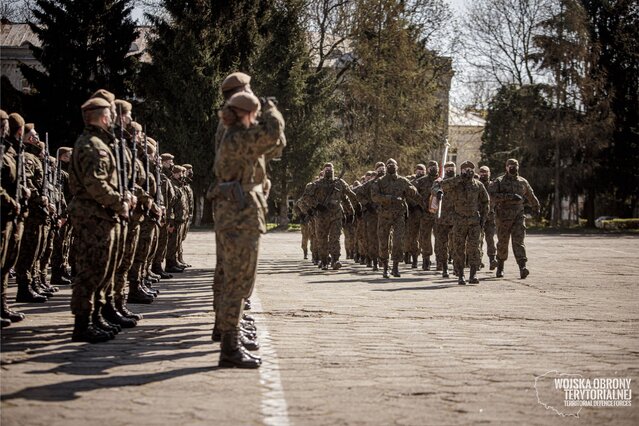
[601, 218, 639, 230]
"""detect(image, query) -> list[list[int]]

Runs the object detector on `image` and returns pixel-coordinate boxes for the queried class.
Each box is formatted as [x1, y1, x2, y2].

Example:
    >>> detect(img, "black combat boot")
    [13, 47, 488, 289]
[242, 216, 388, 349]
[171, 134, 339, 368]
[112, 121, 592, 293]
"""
[240, 319, 256, 332]
[391, 261, 401, 277]
[72, 313, 111, 343]
[31, 276, 54, 298]
[1, 295, 25, 323]
[359, 255, 367, 265]
[127, 280, 154, 304]
[244, 299, 252, 311]
[469, 266, 479, 284]
[489, 255, 497, 270]
[51, 267, 72, 285]
[332, 259, 342, 270]
[240, 332, 260, 351]
[165, 263, 184, 273]
[303, 249, 308, 260]
[141, 279, 159, 297]
[40, 272, 59, 293]
[151, 265, 173, 279]
[517, 259, 529, 279]
[457, 268, 466, 285]
[366, 257, 372, 268]
[321, 258, 329, 270]
[496, 260, 505, 278]
[404, 252, 411, 265]
[90, 307, 116, 339]
[219, 331, 261, 369]
[422, 256, 431, 271]
[382, 260, 390, 279]
[16, 279, 47, 303]
[442, 263, 449, 278]
[145, 274, 160, 284]
[102, 297, 137, 328]
[312, 254, 319, 265]
[372, 259, 378, 271]
[1, 317, 11, 328]
[115, 295, 142, 321]
[411, 254, 418, 269]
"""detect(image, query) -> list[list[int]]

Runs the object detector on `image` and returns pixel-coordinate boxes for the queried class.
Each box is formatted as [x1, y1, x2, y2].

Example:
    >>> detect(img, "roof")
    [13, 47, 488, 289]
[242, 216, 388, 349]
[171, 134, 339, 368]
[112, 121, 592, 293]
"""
[449, 106, 485, 127]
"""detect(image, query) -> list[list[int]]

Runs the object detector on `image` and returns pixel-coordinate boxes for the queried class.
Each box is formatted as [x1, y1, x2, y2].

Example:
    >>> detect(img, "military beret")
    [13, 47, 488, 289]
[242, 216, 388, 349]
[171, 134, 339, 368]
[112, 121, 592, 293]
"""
[227, 92, 260, 113]
[375, 161, 385, 169]
[323, 162, 334, 168]
[386, 158, 397, 165]
[115, 99, 133, 114]
[146, 144, 156, 155]
[0, 110, 8, 120]
[130, 121, 142, 132]
[160, 153, 174, 161]
[221, 72, 251, 92]
[415, 163, 426, 170]
[479, 165, 490, 173]
[59, 147, 73, 155]
[81, 97, 111, 112]
[146, 137, 156, 147]
[8, 113, 25, 133]
[365, 170, 375, 176]
[182, 164, 193, 170]
[24, 123, 35, 135]
[353, 180, 361, 187]
[460, 160, 475, 169]
[506, 158, 519, 166]
[91, 89, 116, 104]
[427, 160, 438, 168]
[172, 165, 186, 173]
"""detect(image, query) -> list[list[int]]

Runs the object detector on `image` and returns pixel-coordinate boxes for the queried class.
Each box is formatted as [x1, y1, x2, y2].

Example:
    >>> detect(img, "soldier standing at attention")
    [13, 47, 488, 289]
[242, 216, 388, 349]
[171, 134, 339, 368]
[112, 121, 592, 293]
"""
[403, 164, 426, 268]
[433, 161, 456, 278]
[488, 159, 540, 279]
[478, 165, 497, 270]
[214, 92, 285, 368]
[439, 161, 489, 285]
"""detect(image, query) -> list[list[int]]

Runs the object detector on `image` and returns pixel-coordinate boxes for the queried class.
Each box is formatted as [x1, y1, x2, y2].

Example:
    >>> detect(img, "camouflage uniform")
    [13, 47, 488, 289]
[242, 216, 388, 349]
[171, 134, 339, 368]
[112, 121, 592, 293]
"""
[178, 177, 193, 264]
[51, 166, 73, 280]
[166, 173, 187, 269]
[403, 173, 424, 265]
[414, 171, 438, 268]
[152, 166, 176, 272]
[478, 173, 496, 267]
[433, 171, 456, 271]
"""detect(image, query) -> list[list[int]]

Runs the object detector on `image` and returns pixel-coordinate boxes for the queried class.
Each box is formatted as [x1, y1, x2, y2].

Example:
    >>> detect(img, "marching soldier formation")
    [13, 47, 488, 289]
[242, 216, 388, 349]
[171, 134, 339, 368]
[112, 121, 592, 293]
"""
[0, 95, 195, 336]
[296, 157, 540, 285]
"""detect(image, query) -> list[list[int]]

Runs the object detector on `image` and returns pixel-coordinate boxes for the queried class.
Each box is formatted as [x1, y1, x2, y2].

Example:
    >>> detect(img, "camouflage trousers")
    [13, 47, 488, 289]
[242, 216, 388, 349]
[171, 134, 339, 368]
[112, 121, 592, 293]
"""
[300, 222, 310, 257]
[314, 212, 342, 261]
[213, 232, 224, 312]
[178, 218, 191, 263]
[38, 224, 55, 279]
[114, 221, 140, 298]
[15, 213, 49, 284]
[70, 215, 120, 315]
[166, 221, 185, 267]
[419, 214, 436, 258]
[403, 207, 423, 256]
[131, 219, 156, 282]
[365, 211, 379, 260]
[2, 219, 23, 297]
[434, 219, 453, 266]
[481, 214, 496, 258]
[377, 210, 405, 262]
[152, 223, 169, 271]
[51, 221, 73, 271]
[452, 222, 482, 272]
[355, 216, 366, 256]
[214, 228, 260, 333]
[146, 222, 159, 276]
[343, 219, 356, 257]
[496, 214, 527, 262]
[308, 217, 318, 260]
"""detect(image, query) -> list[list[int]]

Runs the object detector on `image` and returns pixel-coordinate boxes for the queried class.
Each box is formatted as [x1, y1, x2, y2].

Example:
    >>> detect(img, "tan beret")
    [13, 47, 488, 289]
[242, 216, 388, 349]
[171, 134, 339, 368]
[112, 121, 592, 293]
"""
[160, 153, 174, 161]
[506, 158, 519, 166]
[221, 72, 251, 92]
[386, 158, 397, 165]
[114, 99, 132, 114]
[8, 113, 25, 132]
[0, 110, 8, 120]
[415, 163, 426, 170]
[182, 164, 193, 170]
[130, 121, 142, 132]
[172, 165, 186, 173]
[375, 162, 385, 168]
[444, 161, 456, 168]
[460, 160, 475, 169]
[146, 137, 156, 147]
[323, 162, 334, 168]
[227, 92, 260, 113]
[91, 89, 115, 104]
[58, 147, 73, 155]
[427, 160, 438, 168]
[479, 165, 490, 173]
[81, 97, 111, 112]
[24, 123, 35, 134]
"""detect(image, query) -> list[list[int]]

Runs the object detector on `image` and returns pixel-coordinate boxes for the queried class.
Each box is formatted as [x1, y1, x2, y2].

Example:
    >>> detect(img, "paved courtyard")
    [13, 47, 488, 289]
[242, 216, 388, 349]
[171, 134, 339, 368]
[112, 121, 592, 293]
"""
[1, 229, 638, 425]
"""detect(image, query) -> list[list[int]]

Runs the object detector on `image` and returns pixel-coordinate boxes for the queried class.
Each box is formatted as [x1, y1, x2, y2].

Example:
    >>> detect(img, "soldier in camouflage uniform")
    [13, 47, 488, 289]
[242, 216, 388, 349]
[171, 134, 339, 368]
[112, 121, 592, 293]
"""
[403, 164, 426, 268]
[478, 165, 497, 270]
[178, 164, 194, 267]
[488, 159, 540, 279]
[371, 158, 424, 278]
[294, 201, 310, 259]
[364, 163, 386, 270]
[213, 92, 285, 368]
[166, 165, 188, 272]
[51, 147, 74, 285]
[433, 161, 456, 278]
[412, 161, 439, 270]
[151, 153, 177, 277]
[68, 96, 134, 343]
[439, 161, 489, 284]
[342, 180, 359, 259]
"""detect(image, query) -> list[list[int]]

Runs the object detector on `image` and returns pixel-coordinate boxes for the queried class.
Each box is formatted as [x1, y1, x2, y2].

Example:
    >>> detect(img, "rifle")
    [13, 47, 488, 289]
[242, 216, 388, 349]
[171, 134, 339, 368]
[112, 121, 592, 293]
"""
[437, 140, 450, 219]
[14, 126, 26, 224]
[144, 128, 149, 193]
[43, 133, 50, 199]
[155, 139, 164, 207]
[316, 168, 346, 211]
[130, 130, 137, 191]
[55, 147, 63, 217]
[118, 104, 129, 193]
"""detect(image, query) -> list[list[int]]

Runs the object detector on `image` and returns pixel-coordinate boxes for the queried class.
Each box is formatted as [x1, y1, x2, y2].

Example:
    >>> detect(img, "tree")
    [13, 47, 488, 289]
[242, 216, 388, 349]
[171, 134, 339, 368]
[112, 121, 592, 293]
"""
[20, 0, 139, 149]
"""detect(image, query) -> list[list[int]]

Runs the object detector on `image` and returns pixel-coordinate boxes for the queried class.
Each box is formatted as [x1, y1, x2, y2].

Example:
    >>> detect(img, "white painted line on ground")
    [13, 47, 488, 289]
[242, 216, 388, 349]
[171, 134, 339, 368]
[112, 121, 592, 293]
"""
[251, 294, 291, 426]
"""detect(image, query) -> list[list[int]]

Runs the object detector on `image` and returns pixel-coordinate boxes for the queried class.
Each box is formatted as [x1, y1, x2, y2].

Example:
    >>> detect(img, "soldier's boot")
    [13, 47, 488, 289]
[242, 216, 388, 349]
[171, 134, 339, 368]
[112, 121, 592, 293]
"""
[422, 256, 431, 271]
[165, 263, 185, 273]
[489, 255, 497, 270]
[241, 319, 256, 332]
[442, 263, 450, 278]
[72, 313, 111, 343]
[458, 268, 467, 285]
[404, 252, 411, 265]
[496, 260, 505, 278]
[469, 266, 479, 284]
[517, 260, 529, 279]
[127, 280, 154, 305]
[321, 258, 330, 270]
[312, 253, 319, 265]
[410, 254, 417, 269]
[51, 267, 72, 285]
[436, 260, 443, 271]
[91, 306, 117, 338]
[40, 272, 59, 293]
[303, 249, 308, 260]
[243, 313, 255, 323]
[391, 261, 401, 277]
[1, 318, 11, 328]
[102, 297, 137, 328]
[151, 265, 173, 279]
[332, 258, 342, 270]
[219, 331, 261, 369]
[147, 270, 161, 281]
[359, 255, 367, 265]
[353, 253, 359, 263]
[240, 332, 260, 351]
[1, 295, 25, 323]
[244, 299, 252, 311]
[31, 276, 54, 298]
[142, 279, 159, 297]
[382, 260, 390, 279]
[16, 279, 47, 303]
[146, 274, 160, 283]
[372, 259, 379, 271]
[114, 295, 143, 321]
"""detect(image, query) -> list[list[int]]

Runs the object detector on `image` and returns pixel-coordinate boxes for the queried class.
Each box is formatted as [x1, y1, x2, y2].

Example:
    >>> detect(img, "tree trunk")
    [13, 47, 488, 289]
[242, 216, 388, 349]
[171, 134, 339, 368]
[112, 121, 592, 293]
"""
[278, 175, 289, 227]
[584, 185, 595, 228]
[553, 139, 561, 227]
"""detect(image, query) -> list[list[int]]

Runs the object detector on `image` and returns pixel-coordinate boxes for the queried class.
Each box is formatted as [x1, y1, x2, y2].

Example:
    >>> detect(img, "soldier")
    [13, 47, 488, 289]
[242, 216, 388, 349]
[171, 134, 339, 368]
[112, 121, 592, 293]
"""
[365, 163, 386, 270]
[166, 165, 188, 273]
[478, 165, 497, 270]
[151, 153, 177, 278]
[353, 171, 375, 265]
[342, 180, 359, 260]
[488, 159, 540, 279]
[439, 161, 489, 284]
[433, 161, 456, 278]
[414, 161, 439, 270]
[293, 201, 310, 259]
[371, 158, 424, 278]
[214, 92, 285, 368]
[50, 147, 74, 285]
[68, 96, 133, 343]
[403, 164, 426, 268]
[179, 164, 194, 267]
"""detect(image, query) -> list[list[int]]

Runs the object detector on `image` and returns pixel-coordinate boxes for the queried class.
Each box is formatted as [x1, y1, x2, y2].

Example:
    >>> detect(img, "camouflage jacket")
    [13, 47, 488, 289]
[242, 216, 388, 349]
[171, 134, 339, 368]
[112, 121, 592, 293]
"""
[413, 174, 438, 217]
[432, 175, 457, 224]
[440, 176, 489, 224]
[371, 173, 423, 215]
[488, 173, 540, 219]
[299, 176, 358, 220]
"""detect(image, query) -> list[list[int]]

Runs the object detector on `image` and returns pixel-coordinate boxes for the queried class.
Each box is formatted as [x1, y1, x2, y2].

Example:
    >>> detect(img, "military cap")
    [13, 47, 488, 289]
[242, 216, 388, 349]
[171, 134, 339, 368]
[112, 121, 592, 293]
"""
[114, 99, 133, 114]
[353, 180, 361, 186]
[444, 161, 456, 168]
[479, 165, 490, 173]
[221, 72, 251, 92]
[427, 160, 438, 168]
[375, 161, 385, 169]
[172, 165, 186, 173]
[160, 153, 174, 161]
[386, 158, 397, 165]
[415, 163, 426, 170]
[227, 92, 260, 113]
[460, 160, 475, 169]
[130, 121, 142, 132]
[146, 137, 157, 147]
[81, 97, 111, 112]
[182, 164, 193, 170]
[323, 162, 334, 168]
[24, 123, 35, 135]
[91, 89, 116, 104]
[506, 158, 519, 166]
[59, 147, 73, 155]
[0, 110, 8, 120]
[8, 113, 25, 133]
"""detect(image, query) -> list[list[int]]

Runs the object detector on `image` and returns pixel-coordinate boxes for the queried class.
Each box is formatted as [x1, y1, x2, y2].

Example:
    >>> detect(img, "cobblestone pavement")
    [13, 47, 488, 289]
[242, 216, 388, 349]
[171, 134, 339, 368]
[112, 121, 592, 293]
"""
[2, 229, 638, 425]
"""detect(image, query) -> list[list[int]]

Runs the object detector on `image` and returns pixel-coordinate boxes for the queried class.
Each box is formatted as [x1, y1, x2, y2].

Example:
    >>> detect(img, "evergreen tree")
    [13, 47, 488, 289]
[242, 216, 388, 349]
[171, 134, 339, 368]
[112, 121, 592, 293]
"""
[20, 0, 138, 148]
